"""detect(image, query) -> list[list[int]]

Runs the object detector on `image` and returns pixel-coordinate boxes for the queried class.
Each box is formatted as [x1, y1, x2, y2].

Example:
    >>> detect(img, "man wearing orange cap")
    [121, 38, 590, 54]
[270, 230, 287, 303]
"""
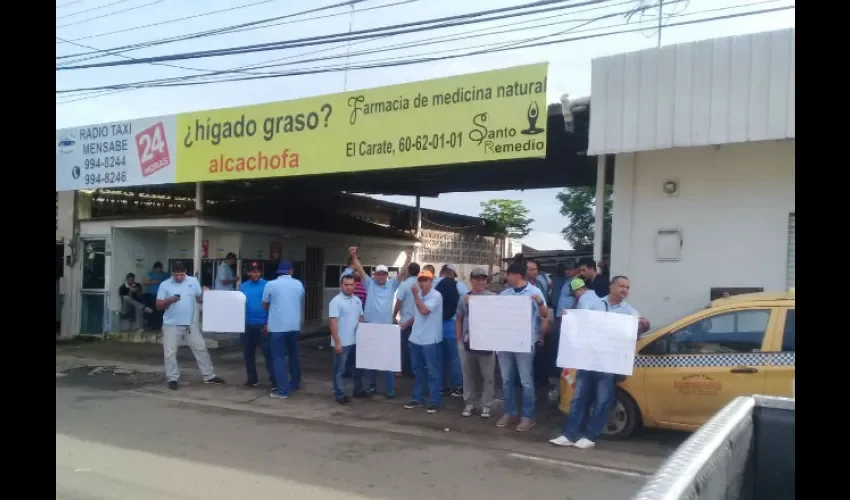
[402, 269, 444, 413]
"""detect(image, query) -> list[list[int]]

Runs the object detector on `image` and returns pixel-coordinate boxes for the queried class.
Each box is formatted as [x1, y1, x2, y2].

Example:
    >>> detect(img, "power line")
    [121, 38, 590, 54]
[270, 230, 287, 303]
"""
[57, 0, 86, 8]
[56, 5, 794, 95]
[56, 0, 169, 29]
[57, 0, 377, 59]
[57, 0, 404, 44]
[56, 0, 611, 67]
[56, 0, 134, 20]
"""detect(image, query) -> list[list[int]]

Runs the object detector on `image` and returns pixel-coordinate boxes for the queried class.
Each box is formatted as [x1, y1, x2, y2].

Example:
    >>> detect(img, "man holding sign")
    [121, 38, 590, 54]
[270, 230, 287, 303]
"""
[496, 262, 548, 432]
[455, 268, 497, 418]
[550, 276, 640, 450]
[346, 246, 410, 399]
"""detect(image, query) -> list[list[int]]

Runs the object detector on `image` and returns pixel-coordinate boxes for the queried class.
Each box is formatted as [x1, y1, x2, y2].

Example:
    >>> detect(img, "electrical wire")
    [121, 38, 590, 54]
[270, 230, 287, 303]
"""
[56, 0, 134, 20]
[59, 0, 413, 44]
[57, 0, 381, 59]
[56, 5, 793, 96]
[57, 0, 86, 8]
[56, 0, 168, 29]
[56, 0, 601, 63]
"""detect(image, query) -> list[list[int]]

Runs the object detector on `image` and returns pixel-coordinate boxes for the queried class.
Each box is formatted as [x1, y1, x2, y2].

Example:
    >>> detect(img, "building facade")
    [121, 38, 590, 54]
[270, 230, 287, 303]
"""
[588, 29, 795, 327]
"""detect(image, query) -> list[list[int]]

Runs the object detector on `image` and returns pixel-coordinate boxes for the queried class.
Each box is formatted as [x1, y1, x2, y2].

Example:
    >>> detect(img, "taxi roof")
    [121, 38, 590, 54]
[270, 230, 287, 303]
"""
[709, 291, 795, 308]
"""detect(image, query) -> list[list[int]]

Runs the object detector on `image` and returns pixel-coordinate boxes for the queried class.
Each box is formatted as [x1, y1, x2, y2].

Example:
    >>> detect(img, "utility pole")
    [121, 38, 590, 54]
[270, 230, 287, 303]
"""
[657, 0, 663, 48]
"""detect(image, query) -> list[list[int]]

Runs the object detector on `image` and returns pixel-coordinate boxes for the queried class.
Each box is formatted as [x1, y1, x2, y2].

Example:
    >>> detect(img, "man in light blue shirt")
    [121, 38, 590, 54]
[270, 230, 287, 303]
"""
[214, 253, 238, 290]
[155, 260, 225, 390]
[394, 262, 421, 376]
[261, 260, 305, 399]
[403, 270, 444, 413]
[496, 262, 548, 433]
[552, 276, 639, 450]
[329, 274, 365, 404]
[239, 262, 273, 389]
[346, 246, 411, 398]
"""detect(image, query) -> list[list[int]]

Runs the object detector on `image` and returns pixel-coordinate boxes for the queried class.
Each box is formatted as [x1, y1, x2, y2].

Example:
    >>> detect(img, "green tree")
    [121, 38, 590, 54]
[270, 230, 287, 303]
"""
[479, 199, 534, 239]
[556, 186, 613, 253]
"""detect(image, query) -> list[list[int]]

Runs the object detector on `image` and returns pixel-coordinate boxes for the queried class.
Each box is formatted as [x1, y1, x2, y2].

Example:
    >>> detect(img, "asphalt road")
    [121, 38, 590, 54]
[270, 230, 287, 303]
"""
[57, 376, 647, 500]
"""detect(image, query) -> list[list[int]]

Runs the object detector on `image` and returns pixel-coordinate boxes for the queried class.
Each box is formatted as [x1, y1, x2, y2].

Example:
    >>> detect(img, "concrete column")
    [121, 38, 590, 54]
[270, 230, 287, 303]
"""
[593, 155, 606, 265]
[193, 183, 204, 326]
[413, 195, 422, 262]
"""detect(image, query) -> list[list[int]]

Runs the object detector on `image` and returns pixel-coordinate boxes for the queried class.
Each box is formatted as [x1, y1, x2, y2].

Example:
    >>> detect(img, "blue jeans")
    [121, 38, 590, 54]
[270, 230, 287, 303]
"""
[497, 349, 536, 418]
[269, 330, 301, 395]
[241, 324, 274, 385]
[332, 345, 363, 400]
[368, 370, 395, 395]
[441, 320, 463, 389]
[410, 342, 441, 406]
[561, 370, 617, 442]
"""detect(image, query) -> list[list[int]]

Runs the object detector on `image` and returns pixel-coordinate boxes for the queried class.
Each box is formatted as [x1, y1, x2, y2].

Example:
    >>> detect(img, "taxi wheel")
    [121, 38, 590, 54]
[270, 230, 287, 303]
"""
[602, 389, 641, 441]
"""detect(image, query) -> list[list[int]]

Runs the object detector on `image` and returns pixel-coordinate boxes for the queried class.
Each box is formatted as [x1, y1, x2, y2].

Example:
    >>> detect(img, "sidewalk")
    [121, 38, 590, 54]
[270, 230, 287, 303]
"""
[56, 338, 684, 475]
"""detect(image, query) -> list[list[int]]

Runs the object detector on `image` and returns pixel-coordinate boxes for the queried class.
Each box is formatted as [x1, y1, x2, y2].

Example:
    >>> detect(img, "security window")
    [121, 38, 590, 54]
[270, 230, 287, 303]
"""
[781, 309, 795, 352]
[641, 309, 771, 355]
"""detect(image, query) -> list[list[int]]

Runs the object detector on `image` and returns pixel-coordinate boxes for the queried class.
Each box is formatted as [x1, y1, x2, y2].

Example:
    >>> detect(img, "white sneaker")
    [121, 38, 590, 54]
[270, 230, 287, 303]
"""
[462, 404, 474, 417]
[549, 435, 575, 447]
[574, 438, 596, 449]
[480, 407, 492, 419]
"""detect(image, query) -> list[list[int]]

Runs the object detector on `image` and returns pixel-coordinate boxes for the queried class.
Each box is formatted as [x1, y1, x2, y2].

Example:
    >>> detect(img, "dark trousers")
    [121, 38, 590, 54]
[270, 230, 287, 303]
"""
[534, 324, 560, 388]
[241, 324, 274, 385]
[401, 326, 413, 376]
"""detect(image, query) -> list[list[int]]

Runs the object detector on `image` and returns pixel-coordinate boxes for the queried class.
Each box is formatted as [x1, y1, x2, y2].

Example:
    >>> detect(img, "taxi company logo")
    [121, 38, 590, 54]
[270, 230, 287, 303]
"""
[58, 136, 76, 154]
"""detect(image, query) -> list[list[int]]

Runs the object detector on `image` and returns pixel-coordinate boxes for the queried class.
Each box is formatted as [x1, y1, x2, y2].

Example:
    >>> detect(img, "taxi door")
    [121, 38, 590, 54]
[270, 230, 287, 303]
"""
[762, 306, 795, 397]
[639, 307, 779, 427]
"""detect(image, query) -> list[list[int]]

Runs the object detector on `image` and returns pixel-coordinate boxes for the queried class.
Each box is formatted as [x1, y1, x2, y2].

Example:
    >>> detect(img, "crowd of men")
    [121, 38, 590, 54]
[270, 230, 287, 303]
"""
[153, 249, 648, 450]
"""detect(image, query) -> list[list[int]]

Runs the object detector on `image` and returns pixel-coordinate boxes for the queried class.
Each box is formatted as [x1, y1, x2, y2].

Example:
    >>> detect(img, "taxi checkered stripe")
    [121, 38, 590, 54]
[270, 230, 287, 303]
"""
[634, 352, 794, 369]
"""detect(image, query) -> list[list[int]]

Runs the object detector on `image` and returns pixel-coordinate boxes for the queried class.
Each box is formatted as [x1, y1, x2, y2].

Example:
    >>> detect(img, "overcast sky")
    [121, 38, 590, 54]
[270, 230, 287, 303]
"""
[56, 0, 795, 249]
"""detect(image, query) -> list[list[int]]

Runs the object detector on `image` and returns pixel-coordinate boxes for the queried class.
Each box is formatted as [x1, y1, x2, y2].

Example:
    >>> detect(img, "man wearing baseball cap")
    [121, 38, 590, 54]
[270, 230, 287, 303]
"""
[239, 262, 275, 389]
[435, 264, 469, 397]
[261, 260, 305, 400]
[403, 269, 444, 413]
[495, 262, 549, 432]
[346, 246, 412, 399]
[455, 268, 498, 418]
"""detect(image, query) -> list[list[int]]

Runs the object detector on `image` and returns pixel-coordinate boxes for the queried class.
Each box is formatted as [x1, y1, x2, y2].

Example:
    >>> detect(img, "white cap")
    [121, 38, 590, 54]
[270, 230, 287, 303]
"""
[374, 265, 389, 273]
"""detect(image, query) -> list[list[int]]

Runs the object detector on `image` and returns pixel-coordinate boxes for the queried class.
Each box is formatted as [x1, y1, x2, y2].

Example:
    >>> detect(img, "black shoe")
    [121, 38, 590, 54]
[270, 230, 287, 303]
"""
[353, 390, 370, 399]
[244, 381, 258, 387]
[426, 405, 439, 414]
[404, 400, 424, 409]
[168, 381, 178, 391]
[336, 396, 351, 405]
[450, 388, 463, 398]
[204, 376, 226, 385]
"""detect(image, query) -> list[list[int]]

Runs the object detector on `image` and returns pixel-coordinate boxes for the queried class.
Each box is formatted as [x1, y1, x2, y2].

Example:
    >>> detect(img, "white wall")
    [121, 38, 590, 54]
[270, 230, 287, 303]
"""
[610, 140, 795, 328]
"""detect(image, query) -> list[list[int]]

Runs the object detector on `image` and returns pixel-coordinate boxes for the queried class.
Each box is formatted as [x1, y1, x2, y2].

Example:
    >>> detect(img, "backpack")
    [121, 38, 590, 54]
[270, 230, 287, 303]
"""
[435, 278, 460, 322]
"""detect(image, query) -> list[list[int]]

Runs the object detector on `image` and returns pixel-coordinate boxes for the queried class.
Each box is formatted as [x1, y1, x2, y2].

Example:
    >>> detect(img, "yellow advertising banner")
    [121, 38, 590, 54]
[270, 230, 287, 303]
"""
[175, 63, 548, 182]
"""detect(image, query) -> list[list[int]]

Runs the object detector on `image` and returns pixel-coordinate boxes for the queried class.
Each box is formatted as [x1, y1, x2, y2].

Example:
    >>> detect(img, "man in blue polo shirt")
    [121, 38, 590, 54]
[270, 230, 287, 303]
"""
[155, 261, 225, 390]
[329, 274, 365, 404]
[403, 270, 444, 414]
[495, 262, 548, 432]
[550, 276, 637, 450]
[262, 260, 305, 400]
[346, 246, 410, 398]
[239, 262, 274, 389]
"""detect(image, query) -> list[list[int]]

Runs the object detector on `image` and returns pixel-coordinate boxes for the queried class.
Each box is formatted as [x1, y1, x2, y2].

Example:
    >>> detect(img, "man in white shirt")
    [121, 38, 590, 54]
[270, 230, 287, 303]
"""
[155, 261, 225, 390]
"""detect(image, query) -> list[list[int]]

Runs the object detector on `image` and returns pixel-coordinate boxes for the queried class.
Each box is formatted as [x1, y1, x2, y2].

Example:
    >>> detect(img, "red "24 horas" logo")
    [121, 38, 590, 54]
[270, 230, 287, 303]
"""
[135, 122, 171, 177]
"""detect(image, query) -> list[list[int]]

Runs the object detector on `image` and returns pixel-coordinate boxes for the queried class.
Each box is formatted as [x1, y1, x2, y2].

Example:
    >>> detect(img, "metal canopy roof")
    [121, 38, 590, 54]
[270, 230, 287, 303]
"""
[111, 104, 601, 201]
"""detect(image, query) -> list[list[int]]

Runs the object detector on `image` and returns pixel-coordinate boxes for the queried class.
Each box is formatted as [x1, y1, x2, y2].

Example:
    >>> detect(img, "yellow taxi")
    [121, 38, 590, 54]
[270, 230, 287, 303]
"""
[558, 292, 795, 439]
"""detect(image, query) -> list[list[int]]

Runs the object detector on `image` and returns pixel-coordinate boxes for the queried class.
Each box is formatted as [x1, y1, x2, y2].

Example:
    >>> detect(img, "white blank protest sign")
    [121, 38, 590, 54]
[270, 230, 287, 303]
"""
[469, 295, 532, 353]
[355, 323, 401, 372]
[557, 309, 638, 376]
[201, 291, 246, 333]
